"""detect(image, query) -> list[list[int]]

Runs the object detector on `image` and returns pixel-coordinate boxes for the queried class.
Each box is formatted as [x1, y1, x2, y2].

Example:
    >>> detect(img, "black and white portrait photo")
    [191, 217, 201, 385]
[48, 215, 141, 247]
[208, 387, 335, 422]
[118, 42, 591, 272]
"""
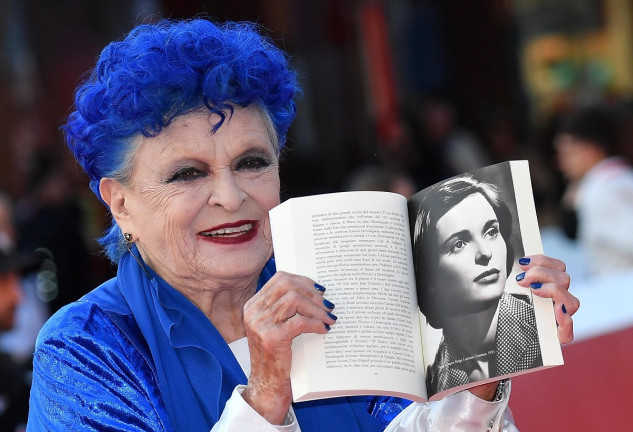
[408, 162, 543, 397]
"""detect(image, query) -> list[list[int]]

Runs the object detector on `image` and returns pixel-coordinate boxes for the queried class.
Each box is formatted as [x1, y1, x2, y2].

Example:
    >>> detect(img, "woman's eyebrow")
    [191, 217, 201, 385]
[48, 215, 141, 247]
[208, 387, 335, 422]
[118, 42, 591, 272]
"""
[236, 147, 274, 158]
[482, 219, 500, 231]
[441, 229, 471, 248]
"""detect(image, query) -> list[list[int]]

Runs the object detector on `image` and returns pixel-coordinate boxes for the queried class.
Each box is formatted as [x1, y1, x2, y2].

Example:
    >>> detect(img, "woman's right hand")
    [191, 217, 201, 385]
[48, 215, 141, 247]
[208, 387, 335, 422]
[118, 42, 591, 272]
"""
[241, 271, 336, 424]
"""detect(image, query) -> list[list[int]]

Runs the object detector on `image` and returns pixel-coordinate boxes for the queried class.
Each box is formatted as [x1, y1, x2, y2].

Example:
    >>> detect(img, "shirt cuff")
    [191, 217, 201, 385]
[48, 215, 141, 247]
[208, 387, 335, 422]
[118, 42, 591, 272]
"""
[429, 379, 512, 431]
[211, 385, 298, 432]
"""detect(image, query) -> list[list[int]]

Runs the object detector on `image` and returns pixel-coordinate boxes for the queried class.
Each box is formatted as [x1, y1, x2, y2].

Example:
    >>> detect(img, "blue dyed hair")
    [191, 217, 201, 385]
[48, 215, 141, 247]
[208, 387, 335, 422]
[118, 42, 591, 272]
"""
[63, 18, 300, 262]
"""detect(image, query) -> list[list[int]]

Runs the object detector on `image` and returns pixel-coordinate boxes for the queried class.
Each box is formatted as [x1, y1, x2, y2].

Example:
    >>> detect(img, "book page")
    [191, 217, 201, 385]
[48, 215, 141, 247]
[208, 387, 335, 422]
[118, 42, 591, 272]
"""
[270, 191, 427, 402]
[510, 161, 564, 367]
[409, 160, 563, 400]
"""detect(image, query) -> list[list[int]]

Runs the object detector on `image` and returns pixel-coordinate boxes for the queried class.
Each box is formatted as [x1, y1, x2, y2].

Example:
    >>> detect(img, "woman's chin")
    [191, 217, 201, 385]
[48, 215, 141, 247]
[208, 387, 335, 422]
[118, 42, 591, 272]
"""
[195, 247, 271, 280]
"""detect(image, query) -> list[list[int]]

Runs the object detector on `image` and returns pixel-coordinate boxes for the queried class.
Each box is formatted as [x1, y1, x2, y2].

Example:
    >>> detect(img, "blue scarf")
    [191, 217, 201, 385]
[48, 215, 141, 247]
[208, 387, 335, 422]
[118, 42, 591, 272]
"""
[117, 250, 383, 431]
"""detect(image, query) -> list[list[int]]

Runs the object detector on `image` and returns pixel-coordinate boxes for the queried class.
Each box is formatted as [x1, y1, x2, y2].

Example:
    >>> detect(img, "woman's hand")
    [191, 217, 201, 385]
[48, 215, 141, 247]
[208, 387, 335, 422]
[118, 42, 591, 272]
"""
[241, 271, 336, 424]
[515, 254, 579, 344]
[469, 254, 578, 401]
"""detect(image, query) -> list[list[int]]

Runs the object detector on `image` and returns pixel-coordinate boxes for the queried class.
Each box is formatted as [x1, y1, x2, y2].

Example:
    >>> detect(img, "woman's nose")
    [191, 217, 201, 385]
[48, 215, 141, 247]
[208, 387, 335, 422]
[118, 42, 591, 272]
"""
[207, 169, 246, 211]
[474, 241, 492, 265]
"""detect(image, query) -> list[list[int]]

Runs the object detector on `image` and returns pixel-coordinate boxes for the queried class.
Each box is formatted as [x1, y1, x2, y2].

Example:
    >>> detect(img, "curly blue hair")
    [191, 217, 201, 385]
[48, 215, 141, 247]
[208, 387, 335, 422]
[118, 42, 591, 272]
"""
[63, 18, 300, 262]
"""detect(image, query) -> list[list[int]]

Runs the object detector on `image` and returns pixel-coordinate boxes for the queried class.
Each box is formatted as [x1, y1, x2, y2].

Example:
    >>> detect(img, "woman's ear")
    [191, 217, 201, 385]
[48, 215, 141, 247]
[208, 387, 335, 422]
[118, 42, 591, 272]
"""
[99, 178, 130, 224]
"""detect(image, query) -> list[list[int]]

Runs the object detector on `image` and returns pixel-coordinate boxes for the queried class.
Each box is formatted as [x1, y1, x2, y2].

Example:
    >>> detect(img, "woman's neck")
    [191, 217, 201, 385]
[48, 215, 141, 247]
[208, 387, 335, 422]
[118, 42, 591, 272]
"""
[134, 247, 261, 343]
[441, 300, 501, 358]
[171, 275, 259, 344]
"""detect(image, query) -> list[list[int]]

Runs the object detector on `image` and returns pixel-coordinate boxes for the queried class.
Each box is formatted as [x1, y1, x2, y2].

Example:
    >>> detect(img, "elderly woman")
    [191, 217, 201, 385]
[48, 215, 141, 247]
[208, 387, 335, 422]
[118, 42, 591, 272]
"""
[411, 174, 545, 397]
[27, 18, 578, 431]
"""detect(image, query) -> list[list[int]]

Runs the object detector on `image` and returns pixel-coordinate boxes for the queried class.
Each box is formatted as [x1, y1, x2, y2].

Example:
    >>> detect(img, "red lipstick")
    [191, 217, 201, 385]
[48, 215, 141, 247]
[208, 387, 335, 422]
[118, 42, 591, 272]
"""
[198, 220, 259, 244]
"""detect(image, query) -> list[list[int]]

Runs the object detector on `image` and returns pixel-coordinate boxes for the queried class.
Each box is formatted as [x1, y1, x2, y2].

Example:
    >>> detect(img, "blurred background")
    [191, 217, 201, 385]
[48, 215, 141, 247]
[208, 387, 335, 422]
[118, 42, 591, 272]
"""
[0, 0, 631, 430]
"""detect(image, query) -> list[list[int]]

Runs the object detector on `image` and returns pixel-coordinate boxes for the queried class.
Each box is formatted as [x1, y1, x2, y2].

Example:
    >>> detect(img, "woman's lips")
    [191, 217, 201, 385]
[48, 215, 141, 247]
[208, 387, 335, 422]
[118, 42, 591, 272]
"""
[473, 268, 500, 284]
[199, 221, 258, 244]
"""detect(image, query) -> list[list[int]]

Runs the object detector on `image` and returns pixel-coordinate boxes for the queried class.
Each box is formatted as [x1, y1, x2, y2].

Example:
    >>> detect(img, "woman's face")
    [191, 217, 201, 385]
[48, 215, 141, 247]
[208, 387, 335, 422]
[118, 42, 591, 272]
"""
[431, 192, 508, 316]
[118, 106, 280, 290]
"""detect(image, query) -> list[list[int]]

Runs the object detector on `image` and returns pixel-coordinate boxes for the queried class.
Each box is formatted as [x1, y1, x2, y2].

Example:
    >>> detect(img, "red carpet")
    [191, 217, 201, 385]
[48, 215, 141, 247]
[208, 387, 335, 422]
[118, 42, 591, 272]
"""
[509, 326, 633, 431]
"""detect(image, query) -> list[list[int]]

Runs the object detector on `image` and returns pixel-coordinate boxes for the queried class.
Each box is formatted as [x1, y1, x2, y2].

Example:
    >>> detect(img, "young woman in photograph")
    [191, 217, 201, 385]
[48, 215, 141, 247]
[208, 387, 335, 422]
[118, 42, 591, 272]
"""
[411, 173, 544, 396]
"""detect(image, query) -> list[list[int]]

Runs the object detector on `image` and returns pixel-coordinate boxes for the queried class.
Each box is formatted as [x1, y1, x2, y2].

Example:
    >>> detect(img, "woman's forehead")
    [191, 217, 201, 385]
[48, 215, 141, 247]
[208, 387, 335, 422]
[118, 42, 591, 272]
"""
[435, 193, 495, 235]
[138, 106, 275, 156]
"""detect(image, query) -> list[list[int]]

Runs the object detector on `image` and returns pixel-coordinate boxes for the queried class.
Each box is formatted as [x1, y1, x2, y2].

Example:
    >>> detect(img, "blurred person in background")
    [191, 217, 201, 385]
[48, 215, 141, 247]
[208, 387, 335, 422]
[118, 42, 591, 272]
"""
[343, 164, 417, 199]
[14, 153, 93, 313]
[554, 103, 633, 277]
[0, 194, 16, 250]
[416, 95, 492, 184]
[0, 192, 50, 363]
[0, 239, 46, 431]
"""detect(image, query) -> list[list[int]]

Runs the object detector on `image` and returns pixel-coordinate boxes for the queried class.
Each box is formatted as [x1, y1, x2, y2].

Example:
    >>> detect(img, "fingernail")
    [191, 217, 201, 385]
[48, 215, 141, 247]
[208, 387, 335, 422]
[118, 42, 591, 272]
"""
[314, 283, 326, 292]
[323, 299, 335, 309]
[562, 304, 567, 314]
[515, 272, 526, 281]
[324, 323, 331, 331]
[327, 312, 338, 320]
[530, 282, 542, 289]
[519, 257, 531, 265]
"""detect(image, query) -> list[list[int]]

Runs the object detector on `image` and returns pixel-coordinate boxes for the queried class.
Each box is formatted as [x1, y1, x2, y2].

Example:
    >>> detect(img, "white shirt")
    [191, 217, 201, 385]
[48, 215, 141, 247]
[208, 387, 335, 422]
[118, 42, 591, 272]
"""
[210, 337, 517, 431]
[575, 157, 633, 276]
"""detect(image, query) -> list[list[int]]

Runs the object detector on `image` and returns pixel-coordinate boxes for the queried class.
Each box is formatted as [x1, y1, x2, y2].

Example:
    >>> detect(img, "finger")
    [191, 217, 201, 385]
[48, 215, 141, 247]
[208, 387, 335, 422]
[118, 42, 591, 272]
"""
[516, 264, 579, 317]
[555, 302, 574, 343]
[515, 266, 579, 317]
[532, 281, 579, 311]
[518, 254, 566, 273]
[245, 284, 337, 342]
[284, 312, 335, 336]
[258, 272, 331, 309]
[270, 289, 337, 326]
[514, 265, 570, 292]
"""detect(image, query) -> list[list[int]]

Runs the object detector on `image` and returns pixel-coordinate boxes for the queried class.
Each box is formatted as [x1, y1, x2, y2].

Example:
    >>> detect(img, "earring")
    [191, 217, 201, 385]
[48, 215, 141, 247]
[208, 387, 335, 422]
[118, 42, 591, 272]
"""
[123, 232, 149, 276]
[124, 233, 133, 251]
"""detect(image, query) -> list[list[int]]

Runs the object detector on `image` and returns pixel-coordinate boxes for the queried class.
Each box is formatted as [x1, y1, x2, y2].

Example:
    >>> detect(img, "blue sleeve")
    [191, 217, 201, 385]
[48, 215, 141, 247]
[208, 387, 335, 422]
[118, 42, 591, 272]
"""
[27, 303, 172, 431]
[366, 396, 414, 429]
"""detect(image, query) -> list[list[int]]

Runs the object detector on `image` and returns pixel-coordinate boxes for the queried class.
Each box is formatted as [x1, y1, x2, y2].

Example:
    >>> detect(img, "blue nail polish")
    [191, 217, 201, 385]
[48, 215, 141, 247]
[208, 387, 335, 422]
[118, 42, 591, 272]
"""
[530, 282, 542, 289]
[515, 272, 526, 281]
[327, 312, 338, 320]
[314, 283, 326, 292]
[324, 323, 331, 331]
[519, 257, 531, 266]
[562, 304, 567, 314]
[323, 299, 335, 309]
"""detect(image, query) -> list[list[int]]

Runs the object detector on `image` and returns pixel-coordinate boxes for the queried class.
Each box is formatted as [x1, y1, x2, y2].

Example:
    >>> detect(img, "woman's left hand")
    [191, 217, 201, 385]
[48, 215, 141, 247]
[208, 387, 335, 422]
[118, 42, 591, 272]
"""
[515, 254, 579, 344]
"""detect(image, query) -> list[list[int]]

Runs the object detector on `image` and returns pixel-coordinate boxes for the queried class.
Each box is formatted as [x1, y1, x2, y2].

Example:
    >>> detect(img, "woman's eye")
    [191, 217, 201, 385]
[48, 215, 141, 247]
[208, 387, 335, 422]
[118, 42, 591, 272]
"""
[450, 240, 466, 254]
[485, 226, 500, 238]
[236, 156, 270, 171]
[167, 167, 205, 182]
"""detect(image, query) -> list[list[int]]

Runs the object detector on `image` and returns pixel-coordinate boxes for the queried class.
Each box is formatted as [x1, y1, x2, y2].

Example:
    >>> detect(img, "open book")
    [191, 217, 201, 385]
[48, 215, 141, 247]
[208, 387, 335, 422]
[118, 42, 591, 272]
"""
[270, 160, 563, 403]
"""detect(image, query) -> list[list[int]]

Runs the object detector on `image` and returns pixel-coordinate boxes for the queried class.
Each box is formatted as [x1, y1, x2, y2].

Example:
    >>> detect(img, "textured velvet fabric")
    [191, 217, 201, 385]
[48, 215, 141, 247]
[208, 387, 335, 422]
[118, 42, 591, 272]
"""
[27, 252, 395, 431]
